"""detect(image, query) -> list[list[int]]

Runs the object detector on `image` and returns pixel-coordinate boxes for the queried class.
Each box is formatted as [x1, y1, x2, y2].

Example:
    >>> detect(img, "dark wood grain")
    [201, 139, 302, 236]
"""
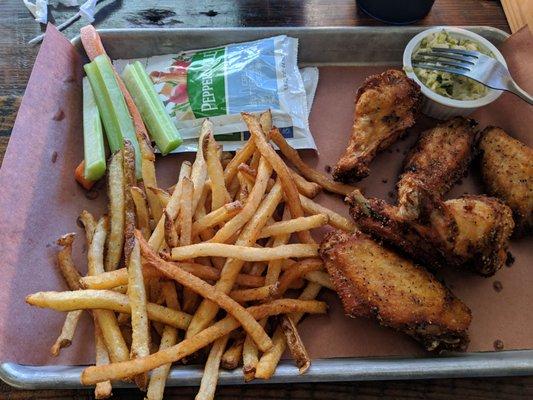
[2, 0, 529, 399]
[1, 375, 533, 399]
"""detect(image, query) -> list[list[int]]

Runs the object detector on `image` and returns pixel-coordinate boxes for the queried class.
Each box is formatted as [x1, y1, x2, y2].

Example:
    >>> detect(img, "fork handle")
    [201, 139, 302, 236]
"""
[507, 79, 533, 105]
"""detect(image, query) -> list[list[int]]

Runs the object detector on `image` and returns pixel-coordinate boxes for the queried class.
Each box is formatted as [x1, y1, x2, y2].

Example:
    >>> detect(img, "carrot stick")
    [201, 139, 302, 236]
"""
[80, 25, 162, 221]
[75, 161, 95, 190]
[80, 25, 107, 61]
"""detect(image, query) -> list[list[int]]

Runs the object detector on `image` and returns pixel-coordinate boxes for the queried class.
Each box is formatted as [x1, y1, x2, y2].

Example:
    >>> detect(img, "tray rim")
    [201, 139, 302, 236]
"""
[3, 349, 533, 389]
[70, 25, 510, 65]
[3, 25, 529, 390]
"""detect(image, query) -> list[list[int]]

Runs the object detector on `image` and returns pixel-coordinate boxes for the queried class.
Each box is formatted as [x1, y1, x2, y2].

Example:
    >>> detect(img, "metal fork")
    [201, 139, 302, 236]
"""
[412, 48, 533, 105]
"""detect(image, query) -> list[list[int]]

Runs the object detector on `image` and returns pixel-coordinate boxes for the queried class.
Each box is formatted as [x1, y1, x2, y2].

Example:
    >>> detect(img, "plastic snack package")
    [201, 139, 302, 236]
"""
[114, 36, 318, 152]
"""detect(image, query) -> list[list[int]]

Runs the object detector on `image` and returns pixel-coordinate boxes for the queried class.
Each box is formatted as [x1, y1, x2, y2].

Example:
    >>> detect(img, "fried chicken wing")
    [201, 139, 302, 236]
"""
[349, 190, 514, 276]
[397, 117, 478, 220]
[333, 70, 422, 183]
[319, 230, 472, 352]
[479, 126, 533, 235]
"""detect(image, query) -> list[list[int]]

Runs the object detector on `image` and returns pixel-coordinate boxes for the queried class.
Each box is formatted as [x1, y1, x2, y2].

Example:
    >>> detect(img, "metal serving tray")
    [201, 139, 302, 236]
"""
[3, 26, 532, 390]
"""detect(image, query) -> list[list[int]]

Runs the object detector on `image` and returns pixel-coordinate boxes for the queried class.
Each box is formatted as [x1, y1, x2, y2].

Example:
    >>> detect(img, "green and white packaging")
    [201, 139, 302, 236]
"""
[114, 35, 318, 152]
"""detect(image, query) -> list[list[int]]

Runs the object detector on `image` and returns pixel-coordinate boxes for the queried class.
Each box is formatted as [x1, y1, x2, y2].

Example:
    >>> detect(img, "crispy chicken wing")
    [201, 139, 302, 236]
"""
[348, 190, 514, 276]
[478, 126, 533, 236]
[319, 230, 472, 352]
[397, 117, 478, 220]
[333, 70, 422, 183]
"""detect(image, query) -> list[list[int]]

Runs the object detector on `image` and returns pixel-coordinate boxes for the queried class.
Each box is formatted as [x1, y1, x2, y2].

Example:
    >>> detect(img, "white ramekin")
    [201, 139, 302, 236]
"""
[403, 27, 507, 120]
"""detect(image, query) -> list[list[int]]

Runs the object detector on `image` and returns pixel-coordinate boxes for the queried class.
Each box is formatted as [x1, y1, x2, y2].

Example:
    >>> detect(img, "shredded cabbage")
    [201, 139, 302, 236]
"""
[412, 31, 493, 100]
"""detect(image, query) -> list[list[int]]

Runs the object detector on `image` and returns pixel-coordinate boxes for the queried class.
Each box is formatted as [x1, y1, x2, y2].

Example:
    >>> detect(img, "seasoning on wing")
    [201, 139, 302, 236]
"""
[319, 230, 472, 352]
[397, 117, 478, 220]
[348, 190, 514, 276]
[332, 69, 422, 183]
[478, 126, 533, 236]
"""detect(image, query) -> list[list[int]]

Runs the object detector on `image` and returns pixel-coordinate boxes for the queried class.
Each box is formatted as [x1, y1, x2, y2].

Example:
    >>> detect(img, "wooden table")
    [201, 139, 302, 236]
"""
[1, 0, 531, 398]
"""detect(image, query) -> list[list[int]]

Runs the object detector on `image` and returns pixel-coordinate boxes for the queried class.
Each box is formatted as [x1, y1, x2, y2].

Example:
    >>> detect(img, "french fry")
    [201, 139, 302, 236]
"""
[149, 161, 192, 251]
[81, 299, 327, 384]
[264, 208, 291, 286]
[192, 201, 242, 237]
[26, 290, 192, 330]
[88, 217, 130, 363]
[237, 164, 255, 192]
[210, 157, 273, 243]
[191, 188, 218, 256]
[179, 176, 199, 314]
[146, 281, 180, 400]
[123, 140, 137, 261]
[229, 284, 278, 303]
[269, 128, 357, 196]
[163, 210, 179, 248]
[80, 262, 265, 290]
[138, 232, 273, 352]
[170, 243, 318, 262]
[242, 113, 312, 244]
[279, 315, 310, 374]
[64, 214, 113, 395]
[242, 208, 291, 379]
[105, 150, 125, 271]
[130, 187, 151, 240]
[186, 180, 283, 338]
[50, 310, 83, 356]
[221, 336, 245, 370]
[242, 331, 259, 382]
[259, 109, 273, 135]
[196, 335, 230, 400]
[80, 266, 160, 290]
[299, 194, 357, 232]
[178, 264, 265, 288]
[204, 132, 231, 210]
[56, 233, 83, 290]
[144, 162, 163, 223]
[289, 168, 322, 198]
[78, 210, 97, 244]
[255, 282, 322, 379]
[257, 214, 328, 239]
[227, 175, 241, 201]
[148, 186, 170, 209]
[128, 239, 150, 390]
[236, 172, 250, 203]
[190, 120, 212, 214]
[94, 321, 113, 399]
[237, 163, 276, 192]
[224, 141, 256, 186]
[277, 259, 323, 296]
[249, 151, 261, 171]
[179, 177, 194, 248]
[305, 270, 334, 290]
[111, 285, 128, 296]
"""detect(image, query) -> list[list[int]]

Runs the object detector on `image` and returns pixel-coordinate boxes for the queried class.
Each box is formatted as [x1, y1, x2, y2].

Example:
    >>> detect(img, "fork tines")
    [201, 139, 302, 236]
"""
[413, 48, 480, 73]
[411, 62, 470, 76]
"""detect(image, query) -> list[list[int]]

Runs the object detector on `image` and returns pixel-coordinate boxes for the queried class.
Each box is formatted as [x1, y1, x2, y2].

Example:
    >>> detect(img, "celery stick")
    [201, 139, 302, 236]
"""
[82, 77, 106, 181]
[84, 55, 142, 178]
[122, 61, 182, 155]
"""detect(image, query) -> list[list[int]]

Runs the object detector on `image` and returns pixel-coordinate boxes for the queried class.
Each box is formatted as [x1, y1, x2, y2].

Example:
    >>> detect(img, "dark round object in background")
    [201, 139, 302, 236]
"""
[357, 0, 436, 24]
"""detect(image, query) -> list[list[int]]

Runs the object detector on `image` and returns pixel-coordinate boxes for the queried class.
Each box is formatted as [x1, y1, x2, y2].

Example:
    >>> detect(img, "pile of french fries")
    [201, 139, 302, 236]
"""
[26, 111, 356, 399]
[26, 47, 357, 400]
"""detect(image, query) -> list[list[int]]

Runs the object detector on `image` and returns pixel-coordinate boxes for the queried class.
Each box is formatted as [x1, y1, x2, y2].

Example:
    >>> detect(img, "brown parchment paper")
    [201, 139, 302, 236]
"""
[0, 25, 531, 366]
